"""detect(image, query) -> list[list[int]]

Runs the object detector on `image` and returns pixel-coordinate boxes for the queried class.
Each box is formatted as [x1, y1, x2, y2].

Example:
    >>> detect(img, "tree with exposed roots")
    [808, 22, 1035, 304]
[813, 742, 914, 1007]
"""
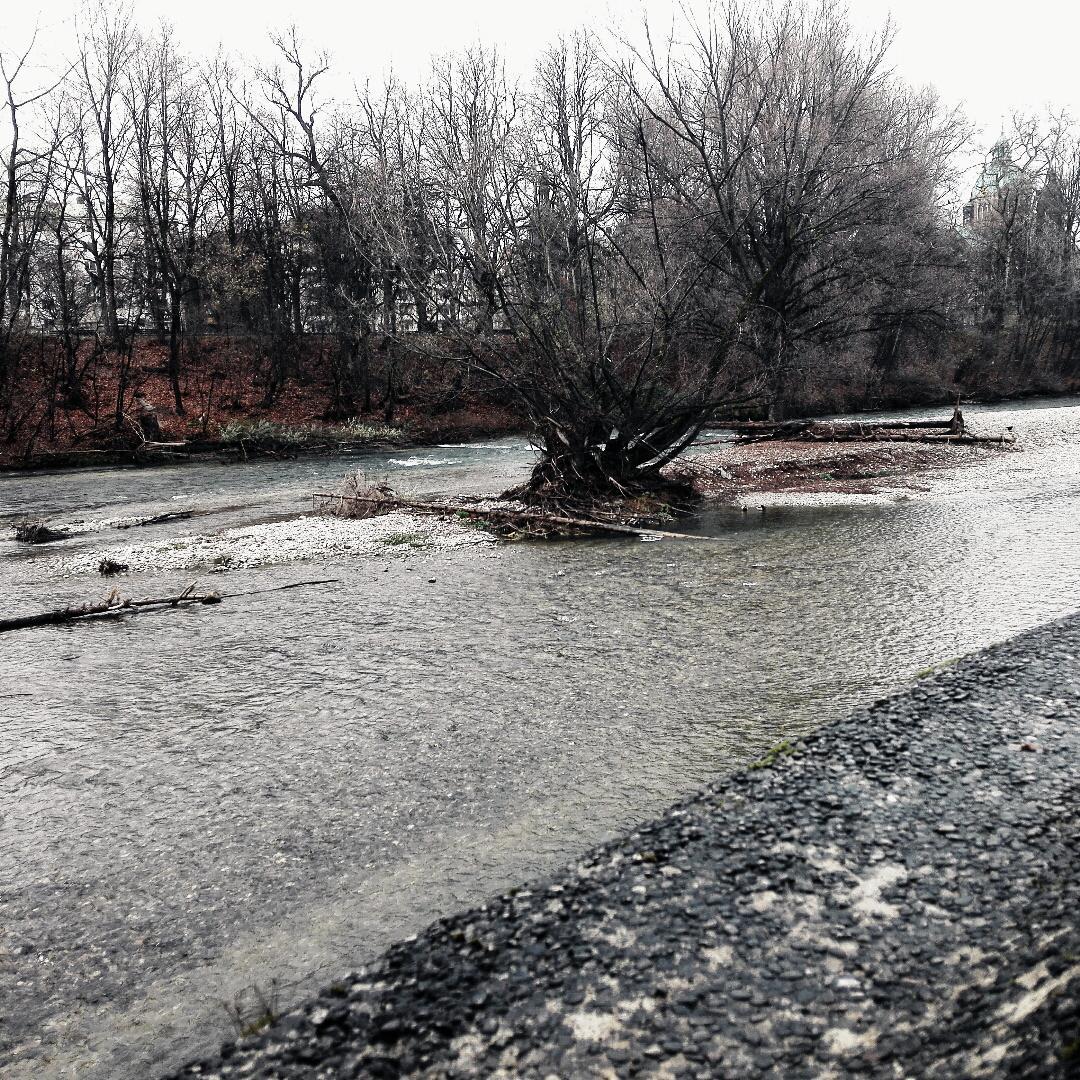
[377, 35, 760, 511]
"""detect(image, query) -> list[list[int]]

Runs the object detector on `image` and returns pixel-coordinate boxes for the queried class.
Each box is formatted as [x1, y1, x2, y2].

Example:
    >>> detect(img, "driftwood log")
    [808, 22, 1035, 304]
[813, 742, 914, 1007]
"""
[792, 431, 1013, 445]
[715, 417, 957, 435]
[116, 510, 195, 529]
[707, 408, 1014, 446]
[0, 579, 340, 634]
[311, 492, 706, 541]
[0, 587, 219, 632]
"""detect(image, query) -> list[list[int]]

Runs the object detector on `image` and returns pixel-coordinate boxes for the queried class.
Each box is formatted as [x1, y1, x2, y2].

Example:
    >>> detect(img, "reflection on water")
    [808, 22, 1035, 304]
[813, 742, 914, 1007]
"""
[1, 399, 1079, 1079]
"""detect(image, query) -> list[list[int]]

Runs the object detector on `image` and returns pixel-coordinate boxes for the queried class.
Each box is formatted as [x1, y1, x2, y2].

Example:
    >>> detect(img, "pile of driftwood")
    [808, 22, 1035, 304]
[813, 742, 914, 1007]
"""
[711, 408, 1015, 447]
[312, 487, 704, 541]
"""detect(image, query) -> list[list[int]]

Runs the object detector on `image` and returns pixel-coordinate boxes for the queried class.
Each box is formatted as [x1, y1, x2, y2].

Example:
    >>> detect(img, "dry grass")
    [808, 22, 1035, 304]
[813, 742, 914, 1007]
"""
[323, 472, 401, 519]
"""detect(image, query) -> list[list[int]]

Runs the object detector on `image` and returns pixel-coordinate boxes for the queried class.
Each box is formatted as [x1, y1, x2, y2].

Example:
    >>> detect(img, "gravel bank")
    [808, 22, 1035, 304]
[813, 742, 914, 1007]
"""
[682, 439, 1007, 507]
[46, 512, 494, 574]
[170, 613, 1080, 1079]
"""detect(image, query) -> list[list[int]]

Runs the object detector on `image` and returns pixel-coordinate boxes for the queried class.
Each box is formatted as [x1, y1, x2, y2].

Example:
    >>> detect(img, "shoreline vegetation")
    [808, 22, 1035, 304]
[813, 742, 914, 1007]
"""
[0, 355, 1026, 481]
[0, 350, 1044, 478]
[0, 379, 525, 473]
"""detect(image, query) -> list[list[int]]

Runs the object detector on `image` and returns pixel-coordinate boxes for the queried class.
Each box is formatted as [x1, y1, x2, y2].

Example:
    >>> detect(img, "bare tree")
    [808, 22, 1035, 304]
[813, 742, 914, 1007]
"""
[423, 49, 522, 334]
[33, 101, 95, 408]
[73, 2, 136, 342]
[1, 30, 69, 396]
[253, 30, 387, 413]
[127, 26, 218, 414]
[965, 116, 1080, 383]
[627, 1, 966, 417]
[381, 34, 757, 506]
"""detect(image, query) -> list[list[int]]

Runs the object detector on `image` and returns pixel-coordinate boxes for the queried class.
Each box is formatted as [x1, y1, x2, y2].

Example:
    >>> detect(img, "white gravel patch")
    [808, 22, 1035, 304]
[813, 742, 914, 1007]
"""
[739, 490, 912, 509]
[50, 511, 494, 575]
[461, 496, 529, 513]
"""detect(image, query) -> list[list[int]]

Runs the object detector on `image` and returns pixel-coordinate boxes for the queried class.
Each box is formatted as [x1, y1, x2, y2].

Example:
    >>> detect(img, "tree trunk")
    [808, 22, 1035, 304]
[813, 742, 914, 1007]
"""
[168, 289, 185, 415]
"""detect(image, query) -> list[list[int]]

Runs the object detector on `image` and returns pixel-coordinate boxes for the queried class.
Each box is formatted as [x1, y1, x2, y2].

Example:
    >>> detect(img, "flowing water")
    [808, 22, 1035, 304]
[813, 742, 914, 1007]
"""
[2, 397, 1079, 1079]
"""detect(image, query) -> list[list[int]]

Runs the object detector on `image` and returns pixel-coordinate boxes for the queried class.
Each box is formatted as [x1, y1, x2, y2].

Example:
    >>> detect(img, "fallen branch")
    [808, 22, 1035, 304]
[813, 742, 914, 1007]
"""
[223, 579, 341, 599]
[0, 588, 220, 633]
[116, 510, 195, 529]
[311, 492, 705, 540]
[0, 578, 340, 634]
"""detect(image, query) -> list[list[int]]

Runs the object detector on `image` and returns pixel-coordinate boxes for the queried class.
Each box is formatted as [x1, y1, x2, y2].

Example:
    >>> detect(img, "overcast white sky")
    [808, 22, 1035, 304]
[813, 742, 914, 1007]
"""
[3, 0, 1077, 148]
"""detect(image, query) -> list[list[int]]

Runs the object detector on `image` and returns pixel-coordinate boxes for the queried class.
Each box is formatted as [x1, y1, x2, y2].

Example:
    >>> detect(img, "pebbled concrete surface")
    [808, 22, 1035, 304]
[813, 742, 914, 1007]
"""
[171, 613, 1080, 1079]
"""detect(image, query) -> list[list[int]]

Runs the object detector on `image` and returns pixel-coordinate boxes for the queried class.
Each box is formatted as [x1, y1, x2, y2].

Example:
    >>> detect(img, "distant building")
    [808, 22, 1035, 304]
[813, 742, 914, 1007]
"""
[963, 139, 1026, 228]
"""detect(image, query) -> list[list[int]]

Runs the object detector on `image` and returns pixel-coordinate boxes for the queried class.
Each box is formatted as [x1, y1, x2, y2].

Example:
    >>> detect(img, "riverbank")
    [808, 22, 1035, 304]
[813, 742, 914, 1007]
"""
[172, 612, 1080, 1079]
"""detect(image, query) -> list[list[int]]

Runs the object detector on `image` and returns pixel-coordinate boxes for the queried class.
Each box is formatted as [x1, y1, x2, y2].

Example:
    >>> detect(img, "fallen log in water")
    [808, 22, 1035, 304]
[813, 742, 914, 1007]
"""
[311, 492, 706, 541]
[0, 578, 340, 634]
[115, 510, 195, 529]
[0, 585, 219, 632]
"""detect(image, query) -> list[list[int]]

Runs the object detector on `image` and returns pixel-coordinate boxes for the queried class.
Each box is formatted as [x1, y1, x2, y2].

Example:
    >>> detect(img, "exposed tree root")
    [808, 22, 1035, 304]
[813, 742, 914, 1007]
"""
[498, 456, 700, 529]
[13, 521, 70, 544]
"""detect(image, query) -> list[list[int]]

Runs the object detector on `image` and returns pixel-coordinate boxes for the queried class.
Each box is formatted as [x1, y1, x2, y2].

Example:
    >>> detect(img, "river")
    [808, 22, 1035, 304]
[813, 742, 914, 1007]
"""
[2, 396, 1079, 1079]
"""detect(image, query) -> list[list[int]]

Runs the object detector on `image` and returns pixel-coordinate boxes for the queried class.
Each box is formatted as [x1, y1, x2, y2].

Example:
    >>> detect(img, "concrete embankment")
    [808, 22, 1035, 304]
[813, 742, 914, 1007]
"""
[171, 615, 1080, 1078]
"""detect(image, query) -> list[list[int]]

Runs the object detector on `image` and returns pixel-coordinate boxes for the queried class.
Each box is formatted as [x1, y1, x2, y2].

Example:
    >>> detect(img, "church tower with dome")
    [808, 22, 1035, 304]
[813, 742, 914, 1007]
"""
[963, 139, 1024, 227]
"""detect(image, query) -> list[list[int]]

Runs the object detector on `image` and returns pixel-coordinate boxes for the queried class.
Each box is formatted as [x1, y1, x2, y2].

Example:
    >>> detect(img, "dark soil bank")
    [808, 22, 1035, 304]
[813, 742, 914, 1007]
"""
[170, 613, 1080, 1078]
